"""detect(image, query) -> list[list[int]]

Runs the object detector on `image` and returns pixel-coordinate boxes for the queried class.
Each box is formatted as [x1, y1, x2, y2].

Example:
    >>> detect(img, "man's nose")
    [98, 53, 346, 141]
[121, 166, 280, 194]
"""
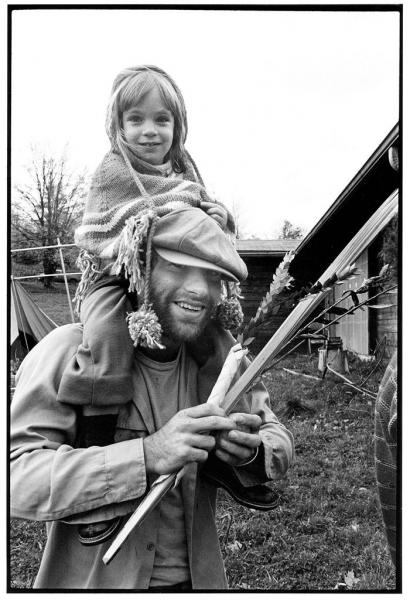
[183, 269, 209, 296]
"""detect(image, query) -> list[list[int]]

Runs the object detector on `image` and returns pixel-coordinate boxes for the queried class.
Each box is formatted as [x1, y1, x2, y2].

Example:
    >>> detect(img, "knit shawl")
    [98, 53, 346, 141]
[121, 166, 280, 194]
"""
[75, 150, 234, 261]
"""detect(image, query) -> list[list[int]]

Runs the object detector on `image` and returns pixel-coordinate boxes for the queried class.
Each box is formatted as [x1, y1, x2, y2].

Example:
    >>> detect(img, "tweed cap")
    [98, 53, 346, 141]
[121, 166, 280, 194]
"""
[153, 207, 247, 283]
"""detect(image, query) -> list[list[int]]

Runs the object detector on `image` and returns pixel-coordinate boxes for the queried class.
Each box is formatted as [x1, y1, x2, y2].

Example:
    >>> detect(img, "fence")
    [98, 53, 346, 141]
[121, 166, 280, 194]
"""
[10, 239, 80, 323]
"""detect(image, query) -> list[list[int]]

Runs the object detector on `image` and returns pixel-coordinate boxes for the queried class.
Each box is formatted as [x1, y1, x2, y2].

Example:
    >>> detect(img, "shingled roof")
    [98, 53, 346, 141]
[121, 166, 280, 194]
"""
[236, 239, 300, 256]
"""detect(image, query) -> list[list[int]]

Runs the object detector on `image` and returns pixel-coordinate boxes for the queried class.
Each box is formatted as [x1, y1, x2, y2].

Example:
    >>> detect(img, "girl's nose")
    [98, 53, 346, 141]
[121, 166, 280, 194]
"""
[142, 120, 157, 136]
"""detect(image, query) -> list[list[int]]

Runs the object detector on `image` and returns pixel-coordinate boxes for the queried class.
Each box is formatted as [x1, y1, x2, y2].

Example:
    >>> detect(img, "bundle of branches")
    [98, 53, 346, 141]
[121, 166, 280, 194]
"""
[227, 189, 398, 387]
[237, 251, 296, 347]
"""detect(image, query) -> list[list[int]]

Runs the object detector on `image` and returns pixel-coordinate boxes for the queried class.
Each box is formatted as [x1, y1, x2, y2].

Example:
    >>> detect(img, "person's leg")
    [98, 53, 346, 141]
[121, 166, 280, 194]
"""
[58, 278, 136, 544]
[58, 277, 135, 407]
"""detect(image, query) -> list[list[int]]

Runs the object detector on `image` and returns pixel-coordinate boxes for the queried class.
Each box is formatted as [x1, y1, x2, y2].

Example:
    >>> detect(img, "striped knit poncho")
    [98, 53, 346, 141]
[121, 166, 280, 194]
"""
[75, 149, 234, 262]
[74, 150, 235, 300]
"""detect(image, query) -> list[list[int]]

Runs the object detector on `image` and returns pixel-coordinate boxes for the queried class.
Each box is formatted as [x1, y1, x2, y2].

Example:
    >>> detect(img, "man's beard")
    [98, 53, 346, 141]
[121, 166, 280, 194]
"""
[150, 287, 217, 344]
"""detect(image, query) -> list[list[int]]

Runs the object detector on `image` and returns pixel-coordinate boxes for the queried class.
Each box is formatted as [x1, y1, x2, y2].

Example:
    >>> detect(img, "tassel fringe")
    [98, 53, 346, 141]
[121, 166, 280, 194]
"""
[214, 281, 244, 330]
[73, 250, 101, 315]
[127, 304, 165, 350]
[113, 212, 154, 293]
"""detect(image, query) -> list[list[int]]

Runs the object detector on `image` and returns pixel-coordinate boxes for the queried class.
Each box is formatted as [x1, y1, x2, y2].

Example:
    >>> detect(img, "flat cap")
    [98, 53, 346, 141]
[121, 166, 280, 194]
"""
[153, 207, 247, 283]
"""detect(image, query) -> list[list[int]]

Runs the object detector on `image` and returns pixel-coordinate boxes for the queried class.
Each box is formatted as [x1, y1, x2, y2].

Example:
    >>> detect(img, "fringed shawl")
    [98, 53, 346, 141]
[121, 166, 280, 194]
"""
[75, 150, 235, 261]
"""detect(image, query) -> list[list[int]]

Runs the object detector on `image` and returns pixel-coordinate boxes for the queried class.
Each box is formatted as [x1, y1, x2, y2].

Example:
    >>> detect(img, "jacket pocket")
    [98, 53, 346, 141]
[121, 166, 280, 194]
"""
[115, 402, 149, 442]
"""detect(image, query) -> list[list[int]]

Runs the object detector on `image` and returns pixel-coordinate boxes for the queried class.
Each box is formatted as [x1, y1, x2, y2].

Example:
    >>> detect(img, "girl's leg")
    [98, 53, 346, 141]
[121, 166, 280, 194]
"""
[58, 277, 135, 406]
[57, 278, 136, 544]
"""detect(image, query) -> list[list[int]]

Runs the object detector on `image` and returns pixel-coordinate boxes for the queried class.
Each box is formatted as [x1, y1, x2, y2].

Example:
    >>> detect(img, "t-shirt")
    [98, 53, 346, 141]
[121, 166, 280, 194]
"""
[133, 345, 198, 587]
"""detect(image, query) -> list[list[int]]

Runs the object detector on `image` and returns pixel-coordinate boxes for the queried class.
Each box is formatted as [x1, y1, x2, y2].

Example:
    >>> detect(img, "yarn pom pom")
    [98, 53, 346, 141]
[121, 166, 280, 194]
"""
[214, 297, 244, 330]
[127, 304, 165, 350]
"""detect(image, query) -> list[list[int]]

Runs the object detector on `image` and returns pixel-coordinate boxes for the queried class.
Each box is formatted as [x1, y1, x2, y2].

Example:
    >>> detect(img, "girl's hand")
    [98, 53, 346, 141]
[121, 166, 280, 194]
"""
[201, 201, 228, 229]
[214, 413, 262, 466]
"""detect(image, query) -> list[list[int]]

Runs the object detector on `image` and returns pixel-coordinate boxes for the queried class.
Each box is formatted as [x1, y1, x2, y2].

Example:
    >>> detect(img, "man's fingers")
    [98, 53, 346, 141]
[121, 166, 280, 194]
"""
[214, 445, 254, 465]
[189, 433, 216, 451]
[190, 415, 235, 433]
[214, 448, 237, 464]
[185, 404, 227, 419]
[230, 413, 262, 431]
[187, 448, 210, 464]
[226, 430, 261, 448]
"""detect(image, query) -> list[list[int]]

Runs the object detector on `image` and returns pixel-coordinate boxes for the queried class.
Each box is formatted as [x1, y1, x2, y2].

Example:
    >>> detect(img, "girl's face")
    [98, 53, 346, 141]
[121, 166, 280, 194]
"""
[122, 87, 174, 165]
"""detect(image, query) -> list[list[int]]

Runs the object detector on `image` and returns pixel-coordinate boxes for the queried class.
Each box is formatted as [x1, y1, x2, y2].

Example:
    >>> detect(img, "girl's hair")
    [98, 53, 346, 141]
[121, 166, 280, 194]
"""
[106, 65, 188, 173]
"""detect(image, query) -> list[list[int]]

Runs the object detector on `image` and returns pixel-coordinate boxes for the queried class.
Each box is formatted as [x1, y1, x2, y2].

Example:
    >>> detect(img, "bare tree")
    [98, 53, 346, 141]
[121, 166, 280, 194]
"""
[279, 219, 304, 240]
[12, 147, 87, 286]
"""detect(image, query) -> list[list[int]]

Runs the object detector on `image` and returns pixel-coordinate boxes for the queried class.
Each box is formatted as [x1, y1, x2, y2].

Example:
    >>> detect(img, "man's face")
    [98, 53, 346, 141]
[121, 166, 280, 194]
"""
[150, 255, 222, 346]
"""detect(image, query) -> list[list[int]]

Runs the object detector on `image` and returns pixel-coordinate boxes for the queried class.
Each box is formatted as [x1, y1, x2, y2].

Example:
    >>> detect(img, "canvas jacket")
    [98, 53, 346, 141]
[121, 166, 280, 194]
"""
[10, 323, 294, 590]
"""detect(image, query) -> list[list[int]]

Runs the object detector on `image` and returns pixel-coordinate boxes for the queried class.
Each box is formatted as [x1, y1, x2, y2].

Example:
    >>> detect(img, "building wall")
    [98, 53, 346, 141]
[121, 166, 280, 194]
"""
[374, 293, 398, 358]
[239, 255, 290, 351]
[330, 250, 369, 355]
[368, 227, 398, 359]
[329, 237, 398, 358]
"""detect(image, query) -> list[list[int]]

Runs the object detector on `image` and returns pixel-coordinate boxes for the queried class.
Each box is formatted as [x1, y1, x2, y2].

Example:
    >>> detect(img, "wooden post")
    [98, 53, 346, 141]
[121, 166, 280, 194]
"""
[326, 338, 349, 374]
[318, 348, 327, 374]
[57, 237, 75, 323]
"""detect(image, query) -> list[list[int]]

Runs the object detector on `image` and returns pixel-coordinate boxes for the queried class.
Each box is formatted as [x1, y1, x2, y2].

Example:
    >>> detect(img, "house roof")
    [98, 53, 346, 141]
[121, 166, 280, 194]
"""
[236, 238, 300, 256]
[290, 123, 399, 285]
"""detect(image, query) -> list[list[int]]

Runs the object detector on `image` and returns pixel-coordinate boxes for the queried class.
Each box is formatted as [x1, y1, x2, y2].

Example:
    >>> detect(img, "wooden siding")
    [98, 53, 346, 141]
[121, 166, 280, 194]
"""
[240, 256, 289, 350]
[330, 250, 369, 355]
[373, 290, 398, 359]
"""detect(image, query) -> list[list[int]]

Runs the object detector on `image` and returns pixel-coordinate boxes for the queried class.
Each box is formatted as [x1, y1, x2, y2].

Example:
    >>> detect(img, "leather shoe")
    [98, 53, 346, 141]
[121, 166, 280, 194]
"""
[201, 453, 281, 511]
[78, 517, 123, 546]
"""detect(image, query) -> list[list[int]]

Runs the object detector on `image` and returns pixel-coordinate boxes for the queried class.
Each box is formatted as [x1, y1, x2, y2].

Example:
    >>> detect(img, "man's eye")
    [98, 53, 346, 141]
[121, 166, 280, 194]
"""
[208, 271, 221, 282]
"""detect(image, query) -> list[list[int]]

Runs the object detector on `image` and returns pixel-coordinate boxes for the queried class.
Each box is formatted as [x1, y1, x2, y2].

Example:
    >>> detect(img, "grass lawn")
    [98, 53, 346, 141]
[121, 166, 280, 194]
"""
[9, 285, 397, 590]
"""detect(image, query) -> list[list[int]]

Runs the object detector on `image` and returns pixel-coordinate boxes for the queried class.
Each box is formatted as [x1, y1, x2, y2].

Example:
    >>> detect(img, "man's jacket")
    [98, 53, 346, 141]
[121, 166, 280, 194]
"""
[10, 323, 294, 590]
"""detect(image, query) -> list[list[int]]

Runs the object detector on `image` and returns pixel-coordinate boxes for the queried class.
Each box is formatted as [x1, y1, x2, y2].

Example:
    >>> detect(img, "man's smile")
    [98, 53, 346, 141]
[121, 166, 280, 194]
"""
[174, 300, 206, 315]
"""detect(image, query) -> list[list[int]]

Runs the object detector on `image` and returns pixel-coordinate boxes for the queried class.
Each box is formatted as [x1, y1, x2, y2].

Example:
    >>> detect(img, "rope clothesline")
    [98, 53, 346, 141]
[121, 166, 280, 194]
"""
[11, 242, 76, 253]
[11, 240, 78, 323]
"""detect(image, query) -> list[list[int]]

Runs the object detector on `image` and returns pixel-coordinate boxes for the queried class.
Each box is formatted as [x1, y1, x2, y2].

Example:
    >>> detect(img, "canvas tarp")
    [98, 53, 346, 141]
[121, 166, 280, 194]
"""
[10, 279, 57, 350]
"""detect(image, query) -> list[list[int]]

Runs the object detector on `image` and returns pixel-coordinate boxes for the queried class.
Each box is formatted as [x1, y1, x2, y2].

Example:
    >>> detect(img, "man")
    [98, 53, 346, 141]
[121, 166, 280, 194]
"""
[10, 207, 294, 590]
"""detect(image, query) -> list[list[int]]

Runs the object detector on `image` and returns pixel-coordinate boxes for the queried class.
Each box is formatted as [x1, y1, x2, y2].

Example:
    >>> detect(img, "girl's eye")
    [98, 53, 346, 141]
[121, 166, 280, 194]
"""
[156, 115, 171, 123]
[127, 115, 142, 123]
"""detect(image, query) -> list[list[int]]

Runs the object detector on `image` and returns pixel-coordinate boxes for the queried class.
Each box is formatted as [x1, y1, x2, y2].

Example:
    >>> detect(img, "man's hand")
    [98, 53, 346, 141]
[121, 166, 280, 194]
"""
[143, 404, 235, 475]
[214, 413, 262, 466]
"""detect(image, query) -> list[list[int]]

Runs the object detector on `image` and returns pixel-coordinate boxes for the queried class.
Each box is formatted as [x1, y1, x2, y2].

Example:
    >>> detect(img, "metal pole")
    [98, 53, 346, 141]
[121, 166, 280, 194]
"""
[57, 237, 75, 323]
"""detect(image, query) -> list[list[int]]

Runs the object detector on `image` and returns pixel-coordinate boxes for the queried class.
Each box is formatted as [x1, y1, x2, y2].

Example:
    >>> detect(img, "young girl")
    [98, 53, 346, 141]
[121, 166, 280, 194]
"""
[59, 65, 234, 403]
[58, 65, 238, 544]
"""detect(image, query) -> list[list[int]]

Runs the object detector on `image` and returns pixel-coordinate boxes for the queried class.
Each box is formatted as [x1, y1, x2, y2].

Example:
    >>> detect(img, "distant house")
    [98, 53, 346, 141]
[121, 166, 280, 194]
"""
[236, 239, 300, 348]
[289, 123, 399, 358]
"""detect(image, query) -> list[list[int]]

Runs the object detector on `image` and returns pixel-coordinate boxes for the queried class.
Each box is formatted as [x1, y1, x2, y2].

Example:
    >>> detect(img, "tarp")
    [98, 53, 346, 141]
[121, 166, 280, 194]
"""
[10, 279, 57, 351]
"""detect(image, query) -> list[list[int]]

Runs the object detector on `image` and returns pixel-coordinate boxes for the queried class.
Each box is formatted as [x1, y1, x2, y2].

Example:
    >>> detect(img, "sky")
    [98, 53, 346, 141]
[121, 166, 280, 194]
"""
[10, 6, 400, 239]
